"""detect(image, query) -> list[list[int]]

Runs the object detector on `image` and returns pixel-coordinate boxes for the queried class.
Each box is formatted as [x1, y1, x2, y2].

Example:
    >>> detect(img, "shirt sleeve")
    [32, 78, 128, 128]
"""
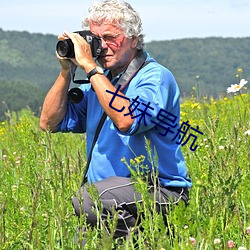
[118, 62, 181, 136]
[56, 85, 89, 133]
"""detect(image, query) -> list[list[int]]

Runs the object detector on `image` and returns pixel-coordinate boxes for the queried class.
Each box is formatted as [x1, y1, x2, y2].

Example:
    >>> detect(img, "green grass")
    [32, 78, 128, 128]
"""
[0, 92, 249, 249]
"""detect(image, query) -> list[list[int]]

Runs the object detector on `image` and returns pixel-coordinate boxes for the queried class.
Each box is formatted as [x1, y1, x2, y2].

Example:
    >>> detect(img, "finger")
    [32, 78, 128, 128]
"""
[65, 31, 85, 43]
[64, 30, 76, 40]
[55, 51, 79, 66]
[55, 50, 64, 59]
[57, 30, 72, 41]
[63, 30, 70, 37]
[58, 35, 66, 41]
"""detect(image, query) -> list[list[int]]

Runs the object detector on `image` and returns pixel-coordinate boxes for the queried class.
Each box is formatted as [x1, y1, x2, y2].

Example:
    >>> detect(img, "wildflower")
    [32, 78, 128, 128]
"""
[12, 185, 17, 192]
[214, 238, 221, 244]
[238, 247, 246, 250]
[42, 213, 48, 221]
[189, 237, 196, 246]
[227, 79, 248, 93]
[121, 157, 126, 163]
[237, 67, 243, 73]
[196, 179, 202, 185]
[246, 226, 250, 235]
[244, 130, 250, 136]
[228, 240, 235, 248]
[218, 145, 224, 150]
[130, 159, 135, 165]
[191, 103, 201, 109]
[20, 207, 25, 214]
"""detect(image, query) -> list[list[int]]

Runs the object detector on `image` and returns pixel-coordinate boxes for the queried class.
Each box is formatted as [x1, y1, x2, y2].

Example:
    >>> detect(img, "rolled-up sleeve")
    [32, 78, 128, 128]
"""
[57, 88, 88, 133]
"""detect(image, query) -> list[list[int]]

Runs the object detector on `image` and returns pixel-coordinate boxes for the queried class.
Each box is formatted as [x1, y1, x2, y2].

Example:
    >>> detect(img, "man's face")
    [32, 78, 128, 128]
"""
[89, 20, 138, 73]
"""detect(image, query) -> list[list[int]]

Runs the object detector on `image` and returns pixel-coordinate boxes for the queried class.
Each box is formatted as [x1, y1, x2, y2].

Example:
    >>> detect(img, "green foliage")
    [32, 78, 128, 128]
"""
[0, 79, 46, 121]
[146, 37, 250, 98]
[0, 29, 61, 121]
[0, 28, 60, 89]
[0, 29, 250, 120]
[0, 109, 85, 249]
[0, 92, 249, 249]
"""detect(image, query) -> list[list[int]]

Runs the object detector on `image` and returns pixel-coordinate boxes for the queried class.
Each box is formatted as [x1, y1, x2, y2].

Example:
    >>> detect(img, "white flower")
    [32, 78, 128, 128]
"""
[218, 145, 224, 150]
[20, 207, 25, 214]
[238, 247, 246, 250]
[189, 237, 196, 245]
[227, 79, 248, 93]
[244, 130, 250, 136]
[214, 238, 221, 244]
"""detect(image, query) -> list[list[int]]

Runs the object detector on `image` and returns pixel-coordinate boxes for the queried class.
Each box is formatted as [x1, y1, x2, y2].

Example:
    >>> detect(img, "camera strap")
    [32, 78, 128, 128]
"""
[81, 50, 149, 186]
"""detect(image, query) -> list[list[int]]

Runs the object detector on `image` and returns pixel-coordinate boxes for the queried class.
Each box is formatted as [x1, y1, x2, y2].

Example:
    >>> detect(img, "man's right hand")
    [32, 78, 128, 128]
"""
[56, 33, 79, 71]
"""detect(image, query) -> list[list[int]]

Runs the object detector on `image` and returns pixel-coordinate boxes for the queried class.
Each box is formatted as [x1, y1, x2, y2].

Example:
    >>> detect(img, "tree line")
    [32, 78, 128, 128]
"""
[0, 28, 249, 120]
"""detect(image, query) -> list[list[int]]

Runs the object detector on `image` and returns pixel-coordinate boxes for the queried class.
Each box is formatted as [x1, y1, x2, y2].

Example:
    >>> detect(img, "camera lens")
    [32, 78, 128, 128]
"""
[56, 39, 74, 58]
[68, 88, 84, 103]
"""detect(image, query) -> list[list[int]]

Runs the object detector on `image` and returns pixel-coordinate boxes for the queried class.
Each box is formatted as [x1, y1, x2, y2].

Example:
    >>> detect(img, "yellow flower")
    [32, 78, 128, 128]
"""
[237, 67, 243, 73]
[130, 159, 135, 165]
[135, 157, 141, 164]
[191, 103, 201, 109]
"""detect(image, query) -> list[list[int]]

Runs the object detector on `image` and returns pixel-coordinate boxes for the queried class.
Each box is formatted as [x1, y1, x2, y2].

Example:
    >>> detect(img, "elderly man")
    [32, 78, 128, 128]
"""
[40, 0, 192, 241]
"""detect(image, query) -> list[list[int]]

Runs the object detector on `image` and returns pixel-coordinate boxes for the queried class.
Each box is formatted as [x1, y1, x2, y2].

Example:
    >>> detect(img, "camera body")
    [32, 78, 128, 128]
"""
[56, 30, 102, 58]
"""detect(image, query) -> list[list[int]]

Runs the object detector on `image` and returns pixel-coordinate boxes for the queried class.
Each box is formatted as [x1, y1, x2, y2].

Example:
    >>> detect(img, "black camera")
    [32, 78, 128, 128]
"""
[56, 30, 102, 58]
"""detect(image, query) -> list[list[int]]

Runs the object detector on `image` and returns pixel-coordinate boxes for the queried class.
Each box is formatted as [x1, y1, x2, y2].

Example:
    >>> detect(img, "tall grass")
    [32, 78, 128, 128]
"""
[0, 93, 249, 249]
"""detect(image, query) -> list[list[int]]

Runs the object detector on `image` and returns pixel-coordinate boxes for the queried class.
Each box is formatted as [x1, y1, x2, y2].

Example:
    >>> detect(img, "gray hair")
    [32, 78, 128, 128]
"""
[82, 0, 145, 49]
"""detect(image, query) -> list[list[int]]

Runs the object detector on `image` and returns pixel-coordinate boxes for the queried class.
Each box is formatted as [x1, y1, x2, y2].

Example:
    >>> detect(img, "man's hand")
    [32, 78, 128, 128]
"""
[59, 31, 96, 72]
[56, 33, 79, 71]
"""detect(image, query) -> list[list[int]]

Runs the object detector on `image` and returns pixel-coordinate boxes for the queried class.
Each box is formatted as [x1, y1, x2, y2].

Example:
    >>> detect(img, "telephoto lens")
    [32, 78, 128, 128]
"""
[56, 31, 102, 59]
[56, 39, 75, 58]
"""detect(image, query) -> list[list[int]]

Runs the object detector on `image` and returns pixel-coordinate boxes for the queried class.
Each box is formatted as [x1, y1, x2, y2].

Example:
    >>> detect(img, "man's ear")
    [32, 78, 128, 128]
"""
[131, 36, 139, 48]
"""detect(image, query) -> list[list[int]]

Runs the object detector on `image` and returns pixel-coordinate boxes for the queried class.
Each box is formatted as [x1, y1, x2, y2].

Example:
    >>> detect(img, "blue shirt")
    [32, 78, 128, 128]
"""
[58, 52, 192, 188]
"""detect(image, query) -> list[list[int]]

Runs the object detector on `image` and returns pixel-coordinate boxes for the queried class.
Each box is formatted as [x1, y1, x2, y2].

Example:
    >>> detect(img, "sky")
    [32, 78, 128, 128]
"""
[1, 0, 250, 42]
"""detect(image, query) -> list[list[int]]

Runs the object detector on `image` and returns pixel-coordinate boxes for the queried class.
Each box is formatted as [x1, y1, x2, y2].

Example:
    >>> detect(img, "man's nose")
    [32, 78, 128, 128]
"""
[101, 38, 108, 49]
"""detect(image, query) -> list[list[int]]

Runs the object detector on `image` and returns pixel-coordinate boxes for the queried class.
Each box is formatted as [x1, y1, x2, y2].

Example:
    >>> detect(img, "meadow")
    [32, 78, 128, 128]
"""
[0, 85, 249, 249]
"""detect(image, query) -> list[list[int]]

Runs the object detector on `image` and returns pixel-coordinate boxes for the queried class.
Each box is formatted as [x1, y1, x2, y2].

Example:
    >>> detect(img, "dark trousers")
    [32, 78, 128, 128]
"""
[72, 176, 189, 238]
